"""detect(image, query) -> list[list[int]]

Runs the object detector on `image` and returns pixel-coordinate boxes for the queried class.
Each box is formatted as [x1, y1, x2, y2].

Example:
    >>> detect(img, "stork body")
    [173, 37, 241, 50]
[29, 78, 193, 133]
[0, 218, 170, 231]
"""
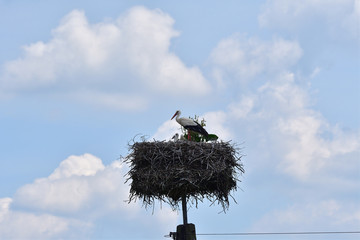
[172, 133, 179, 141]
[171, 110, 209, 139]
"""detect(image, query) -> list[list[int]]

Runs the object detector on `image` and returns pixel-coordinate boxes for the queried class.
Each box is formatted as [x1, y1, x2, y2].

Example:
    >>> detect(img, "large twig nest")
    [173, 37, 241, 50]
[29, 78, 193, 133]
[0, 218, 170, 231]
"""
[124, 140, 244, 210]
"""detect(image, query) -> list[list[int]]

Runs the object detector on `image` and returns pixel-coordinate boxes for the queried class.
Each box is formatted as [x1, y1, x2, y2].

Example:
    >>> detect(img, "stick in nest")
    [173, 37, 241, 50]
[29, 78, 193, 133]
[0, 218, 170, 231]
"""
[124, 139, 244, 211]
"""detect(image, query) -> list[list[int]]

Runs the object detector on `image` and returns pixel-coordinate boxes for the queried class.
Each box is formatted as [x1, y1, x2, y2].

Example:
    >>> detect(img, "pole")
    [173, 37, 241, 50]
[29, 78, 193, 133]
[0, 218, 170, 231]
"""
[182, 194, 188, 225]
[182, 194, 188, 240]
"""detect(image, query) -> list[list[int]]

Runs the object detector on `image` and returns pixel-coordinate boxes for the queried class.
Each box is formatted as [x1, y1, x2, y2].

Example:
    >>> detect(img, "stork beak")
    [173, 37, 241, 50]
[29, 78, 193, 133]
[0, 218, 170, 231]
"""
[171, 111, 178, 120]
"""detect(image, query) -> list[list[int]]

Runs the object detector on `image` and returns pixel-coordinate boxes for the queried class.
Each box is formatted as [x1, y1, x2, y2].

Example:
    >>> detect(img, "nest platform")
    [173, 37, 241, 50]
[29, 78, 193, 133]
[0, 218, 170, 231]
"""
[124, 140, 244, 210]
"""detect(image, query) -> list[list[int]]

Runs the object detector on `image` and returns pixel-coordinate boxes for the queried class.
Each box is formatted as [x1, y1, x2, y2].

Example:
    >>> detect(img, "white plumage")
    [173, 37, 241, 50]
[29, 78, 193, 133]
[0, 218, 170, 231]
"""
[172, 133, 179, 141]
[172, 133, 185, 141]
[171, 110, 208, 137]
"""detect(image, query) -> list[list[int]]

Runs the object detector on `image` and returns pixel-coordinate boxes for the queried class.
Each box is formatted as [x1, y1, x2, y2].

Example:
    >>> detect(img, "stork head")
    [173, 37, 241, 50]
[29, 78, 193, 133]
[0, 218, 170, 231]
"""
[171, 110, 181, 120]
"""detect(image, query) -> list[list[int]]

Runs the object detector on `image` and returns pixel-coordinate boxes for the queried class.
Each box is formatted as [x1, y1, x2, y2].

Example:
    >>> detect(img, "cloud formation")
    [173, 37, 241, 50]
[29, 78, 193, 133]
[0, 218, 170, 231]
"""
[253, 199, 360, 232]
[0, 154, 177, 239]
[0, 6, 211, 109]
[13, 154, 134, 215]
[210, 35, 302, 87]
[200, 32, 360, 231]
[0, 197, 91, 240]
[258, 0, 359, 39]
[207, 33, 360, 182]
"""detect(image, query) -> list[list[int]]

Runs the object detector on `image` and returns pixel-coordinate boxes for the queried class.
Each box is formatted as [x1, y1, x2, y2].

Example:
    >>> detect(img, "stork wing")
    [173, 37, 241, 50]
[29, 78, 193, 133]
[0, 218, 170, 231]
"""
[178, 117, 198, 126]
[185, 123, 209, 136]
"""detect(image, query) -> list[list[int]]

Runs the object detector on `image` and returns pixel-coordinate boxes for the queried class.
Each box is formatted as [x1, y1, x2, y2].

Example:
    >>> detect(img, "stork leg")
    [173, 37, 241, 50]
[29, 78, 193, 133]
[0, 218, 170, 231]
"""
[188, 130, 191, 141]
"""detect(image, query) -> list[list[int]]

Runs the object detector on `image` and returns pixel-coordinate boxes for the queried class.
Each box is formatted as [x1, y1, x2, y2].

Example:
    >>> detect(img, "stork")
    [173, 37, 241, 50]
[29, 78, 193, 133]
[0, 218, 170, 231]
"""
[172, 133, 179, 141]
[171, 110, 208, 140]
[172, 133, 186, 141]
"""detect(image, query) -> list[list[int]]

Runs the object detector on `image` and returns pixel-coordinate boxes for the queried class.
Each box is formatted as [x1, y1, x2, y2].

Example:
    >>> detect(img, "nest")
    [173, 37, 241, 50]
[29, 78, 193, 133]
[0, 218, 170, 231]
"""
[124, 140, 244, 210]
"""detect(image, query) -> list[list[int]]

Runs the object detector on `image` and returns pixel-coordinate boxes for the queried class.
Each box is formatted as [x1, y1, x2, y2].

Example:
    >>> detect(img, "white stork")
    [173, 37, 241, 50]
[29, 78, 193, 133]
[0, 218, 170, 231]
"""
[172, 133, 185, 141]
[171, 110, 208, 140]
[172, 133, 179, 141]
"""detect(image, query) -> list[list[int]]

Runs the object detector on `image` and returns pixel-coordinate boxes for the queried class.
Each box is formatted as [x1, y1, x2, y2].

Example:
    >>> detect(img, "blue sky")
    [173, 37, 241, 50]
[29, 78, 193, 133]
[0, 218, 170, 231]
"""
[0, 0, 359, 239]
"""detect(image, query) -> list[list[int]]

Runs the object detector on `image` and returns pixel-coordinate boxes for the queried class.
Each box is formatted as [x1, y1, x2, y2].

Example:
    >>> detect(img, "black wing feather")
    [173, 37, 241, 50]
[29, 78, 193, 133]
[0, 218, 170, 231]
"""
[184, 122, 209, 136]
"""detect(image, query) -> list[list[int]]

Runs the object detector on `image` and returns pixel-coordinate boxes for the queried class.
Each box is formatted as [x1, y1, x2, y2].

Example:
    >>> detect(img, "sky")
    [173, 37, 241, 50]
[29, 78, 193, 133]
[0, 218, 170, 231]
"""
[0, 0, 359, 239]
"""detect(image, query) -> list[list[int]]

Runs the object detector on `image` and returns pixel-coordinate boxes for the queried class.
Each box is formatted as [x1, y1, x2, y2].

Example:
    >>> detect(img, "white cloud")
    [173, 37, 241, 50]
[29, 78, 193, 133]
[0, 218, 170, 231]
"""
[225, 72, 360, 181]
[209, 33, 359, 182]
[342, 0, 360, 38]
[0, 198, 91, 239]
[258, 0, 359, 39]
[3, 153, 178, 238]
[252, 200, 360, 232]
[49, 153, 105, 180]
[254, 74, 360, 180]
[228, 95, 255, 119]
[210, 35, 302, 86]
[14, 154, 130, 214]
[152, 119, 180, 141]
[115, 6, 211, 96]
[0, 6, 211, 109]
[310, 66, 321, 79]
[0, 198, 12, 222]
[205, 35, 360, 236]
[202, 111, 232, 140]
[276, 113, 360, 180]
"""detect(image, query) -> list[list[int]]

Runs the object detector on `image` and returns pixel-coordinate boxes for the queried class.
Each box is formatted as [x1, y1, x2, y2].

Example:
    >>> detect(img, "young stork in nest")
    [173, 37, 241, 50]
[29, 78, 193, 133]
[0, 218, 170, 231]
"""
[171, 110, 208, 140]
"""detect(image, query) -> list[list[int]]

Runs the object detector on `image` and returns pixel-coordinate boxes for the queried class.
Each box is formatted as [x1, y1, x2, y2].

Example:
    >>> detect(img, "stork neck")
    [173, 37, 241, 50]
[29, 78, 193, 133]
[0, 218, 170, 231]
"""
[175, 114, 180, 124]
[175, 111, 181, 123]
